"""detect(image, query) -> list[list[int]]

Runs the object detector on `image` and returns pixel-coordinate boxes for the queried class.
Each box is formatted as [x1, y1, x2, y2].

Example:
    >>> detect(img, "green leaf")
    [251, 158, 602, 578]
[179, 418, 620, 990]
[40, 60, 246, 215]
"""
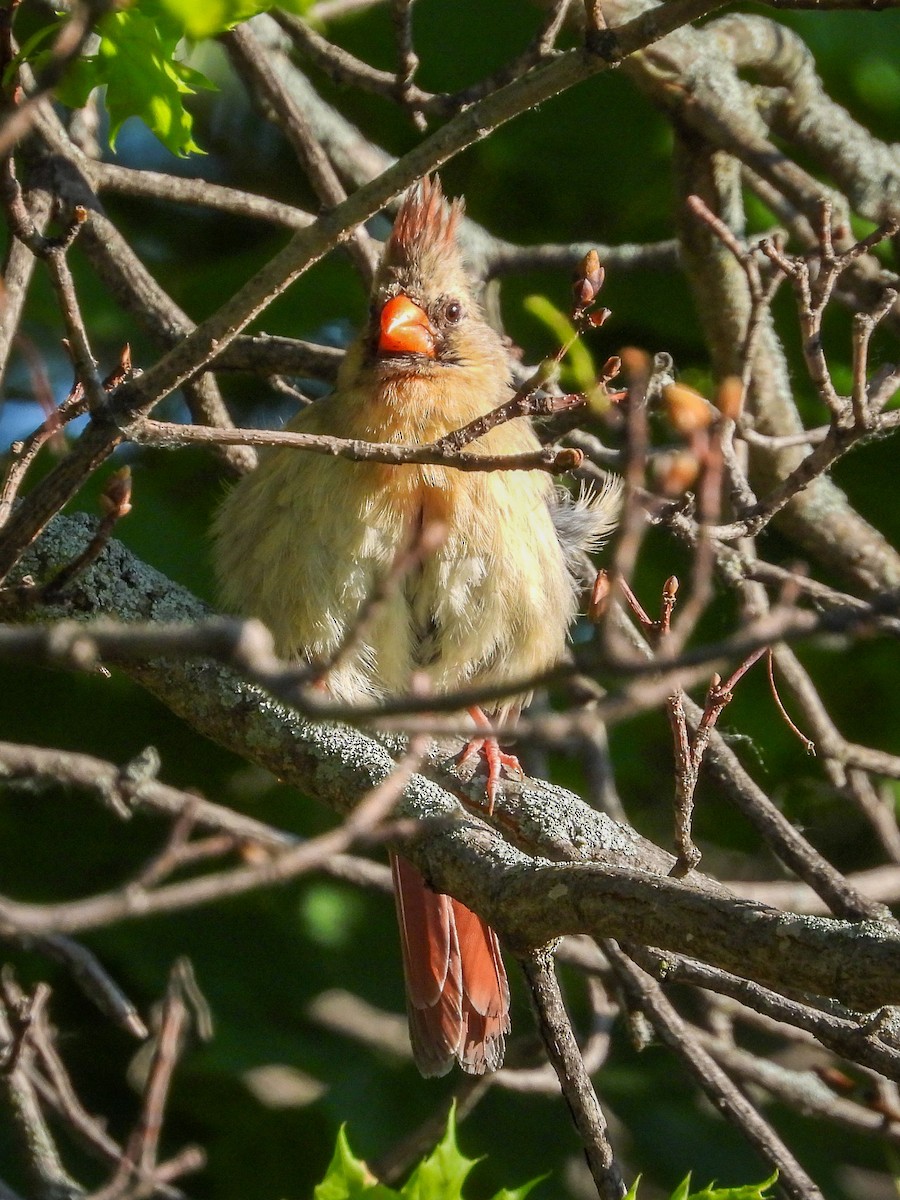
[154, 0, 316, 40]
[311, 1109, 543, 1200]
[51, 55, 100, 112]
[400, 1105, 477, 1200]
[98, 7, 214, 155]
[313, 1126, 396, 1200]
[622, 1174, 779, 1200]
[492, 1178, 546, 1200]
[687, 1174, 779, 1200]
[22, 0, 318, 155]
[52, 2, 216, 156]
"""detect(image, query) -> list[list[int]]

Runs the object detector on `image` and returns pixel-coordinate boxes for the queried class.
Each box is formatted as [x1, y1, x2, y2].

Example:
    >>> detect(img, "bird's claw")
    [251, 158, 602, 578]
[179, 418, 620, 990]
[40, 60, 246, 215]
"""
[457, 735, 523, 815]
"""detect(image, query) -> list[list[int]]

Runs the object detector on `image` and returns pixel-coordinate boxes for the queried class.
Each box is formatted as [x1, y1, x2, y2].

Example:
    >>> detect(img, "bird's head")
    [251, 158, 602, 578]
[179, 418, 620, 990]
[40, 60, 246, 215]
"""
[361, 176, 504, 380]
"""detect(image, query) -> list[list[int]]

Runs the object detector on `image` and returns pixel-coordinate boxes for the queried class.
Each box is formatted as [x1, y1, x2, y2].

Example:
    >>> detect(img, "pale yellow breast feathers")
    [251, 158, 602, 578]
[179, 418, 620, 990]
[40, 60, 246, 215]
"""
[213, 381, 578, 707]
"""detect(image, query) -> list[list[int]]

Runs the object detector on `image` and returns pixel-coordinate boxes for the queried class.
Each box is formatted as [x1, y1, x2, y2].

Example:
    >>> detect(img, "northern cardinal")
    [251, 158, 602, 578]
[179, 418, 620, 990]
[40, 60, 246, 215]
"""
[215, 177, 619, 1075]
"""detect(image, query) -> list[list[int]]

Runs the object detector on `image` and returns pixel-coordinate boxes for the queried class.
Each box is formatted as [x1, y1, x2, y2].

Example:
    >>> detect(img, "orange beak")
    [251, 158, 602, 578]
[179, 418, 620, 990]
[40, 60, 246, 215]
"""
[378, 295, 436, 358]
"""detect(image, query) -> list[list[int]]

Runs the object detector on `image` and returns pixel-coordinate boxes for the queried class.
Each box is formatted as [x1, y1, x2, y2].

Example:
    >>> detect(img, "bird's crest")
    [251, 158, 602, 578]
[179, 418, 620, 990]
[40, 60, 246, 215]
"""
[385, 176, 465, 273]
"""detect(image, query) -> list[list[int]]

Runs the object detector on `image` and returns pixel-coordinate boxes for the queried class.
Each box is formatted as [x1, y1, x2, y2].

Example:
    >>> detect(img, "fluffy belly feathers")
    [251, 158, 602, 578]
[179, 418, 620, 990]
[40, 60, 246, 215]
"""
[214, 441, 574, 707]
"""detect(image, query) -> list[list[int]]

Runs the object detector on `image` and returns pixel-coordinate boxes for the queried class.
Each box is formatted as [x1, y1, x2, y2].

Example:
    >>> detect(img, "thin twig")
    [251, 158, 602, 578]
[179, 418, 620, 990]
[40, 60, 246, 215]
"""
[127, 408, 583, 475]
[604, 942, 826, 1200]
[225, 22, 379, 286]
[519, 950, 626, 1200]
[0, 979, 83, 1200]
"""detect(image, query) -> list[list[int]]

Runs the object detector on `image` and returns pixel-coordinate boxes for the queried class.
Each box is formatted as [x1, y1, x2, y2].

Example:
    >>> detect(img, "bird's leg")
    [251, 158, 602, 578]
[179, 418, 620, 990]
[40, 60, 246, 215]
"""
[458, 706, 523, 814]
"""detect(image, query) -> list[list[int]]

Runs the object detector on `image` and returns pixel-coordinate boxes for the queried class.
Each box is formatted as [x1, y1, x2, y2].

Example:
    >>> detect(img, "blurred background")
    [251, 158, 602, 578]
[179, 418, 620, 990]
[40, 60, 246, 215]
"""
[3, 2, 900, 1196]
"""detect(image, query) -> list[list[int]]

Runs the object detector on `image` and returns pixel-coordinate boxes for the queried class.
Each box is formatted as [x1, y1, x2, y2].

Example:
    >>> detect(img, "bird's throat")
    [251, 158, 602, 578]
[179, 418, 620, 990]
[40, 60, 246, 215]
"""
[364, 371, 464, 445]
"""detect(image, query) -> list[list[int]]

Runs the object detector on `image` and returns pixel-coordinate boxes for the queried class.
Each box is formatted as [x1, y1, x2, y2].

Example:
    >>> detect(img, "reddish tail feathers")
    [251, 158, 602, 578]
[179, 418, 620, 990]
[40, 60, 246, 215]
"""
[391, 853, 510, 1076]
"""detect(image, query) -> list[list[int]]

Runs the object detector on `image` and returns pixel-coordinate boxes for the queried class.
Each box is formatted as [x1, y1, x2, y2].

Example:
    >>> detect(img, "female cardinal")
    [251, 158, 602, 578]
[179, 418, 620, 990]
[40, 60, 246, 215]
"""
[214, 176, 618, 1076]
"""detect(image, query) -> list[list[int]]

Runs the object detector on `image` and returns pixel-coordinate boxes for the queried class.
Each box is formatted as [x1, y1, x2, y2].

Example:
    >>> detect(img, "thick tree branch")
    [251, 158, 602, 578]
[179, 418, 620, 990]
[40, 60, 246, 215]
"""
[2, 515, 899, 1019]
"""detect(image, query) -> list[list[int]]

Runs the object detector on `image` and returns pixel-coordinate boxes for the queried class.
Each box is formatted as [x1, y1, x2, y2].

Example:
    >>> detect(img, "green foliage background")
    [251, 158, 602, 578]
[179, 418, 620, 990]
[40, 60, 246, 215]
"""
[2, 2, 900, 1197]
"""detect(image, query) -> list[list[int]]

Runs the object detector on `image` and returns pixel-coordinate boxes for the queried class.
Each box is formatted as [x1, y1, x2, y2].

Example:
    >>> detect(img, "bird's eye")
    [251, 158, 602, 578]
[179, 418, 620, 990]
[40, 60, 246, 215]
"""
[444, 301, 463, 324]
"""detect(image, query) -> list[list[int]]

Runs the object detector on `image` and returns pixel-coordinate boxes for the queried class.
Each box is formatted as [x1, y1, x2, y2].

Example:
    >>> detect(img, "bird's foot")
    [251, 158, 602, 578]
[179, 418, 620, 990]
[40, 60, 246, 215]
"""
[458, 707, 523, 814]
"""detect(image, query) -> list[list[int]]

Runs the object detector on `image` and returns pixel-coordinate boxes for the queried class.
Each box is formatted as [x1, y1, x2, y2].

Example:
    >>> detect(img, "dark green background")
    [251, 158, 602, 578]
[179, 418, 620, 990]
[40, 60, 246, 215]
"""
[3, 3, 900, 1196]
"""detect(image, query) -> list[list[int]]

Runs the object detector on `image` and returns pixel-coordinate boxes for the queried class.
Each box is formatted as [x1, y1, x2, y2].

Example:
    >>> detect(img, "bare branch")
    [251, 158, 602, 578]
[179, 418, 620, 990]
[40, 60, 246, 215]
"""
[519, 950, 625, 1200]
[604, 942, 825, 1200]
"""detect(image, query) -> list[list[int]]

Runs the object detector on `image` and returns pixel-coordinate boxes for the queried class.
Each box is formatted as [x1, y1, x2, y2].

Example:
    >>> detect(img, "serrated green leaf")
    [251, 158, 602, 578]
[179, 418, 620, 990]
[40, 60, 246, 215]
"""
[23, 0, 319, 155]
[50, 3, 216, 156]
[492, 1174, 547, 1200]
[313, 1126, 397, 1200]
[51, 54, 100, 111]
[98, 8, 213, 155]
[622, 1174, 778, 1200]
[312, 1108, 543, 1200]
[400, 1105, 478, 1200]
[687, 1172, 778, 1200]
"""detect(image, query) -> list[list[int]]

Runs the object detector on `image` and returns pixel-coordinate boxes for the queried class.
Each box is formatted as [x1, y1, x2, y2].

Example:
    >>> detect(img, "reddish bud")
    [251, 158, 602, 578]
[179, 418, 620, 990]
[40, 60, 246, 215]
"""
[588, 570, 611, 622]
[241, 842, 274, 865]
[600, 355, 621, 383]
[716, 375, 744, 421]
[584, 249, 603, 284]
[573, 250, 605, 308]
[653, 450, 700, 496]
[104, 344, 135, 392]
[555, 447, 584, 470]
[663, 382, 713, 436]
[100, 466, 132, 518]
[618, 346, 651, 383]
[815, 1066, 856, 1094]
